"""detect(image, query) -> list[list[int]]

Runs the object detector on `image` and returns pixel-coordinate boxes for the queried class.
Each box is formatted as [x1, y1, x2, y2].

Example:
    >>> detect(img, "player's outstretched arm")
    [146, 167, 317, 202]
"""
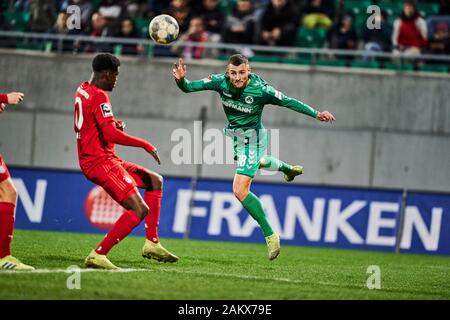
[173, 58, 218, 93]
[101, 122, 161, 164]
[173, 58, 187, 82]
[0, 92, 24, 113]
[263, 86, 335, 122]
[6, 92, 24, 105]
[262, 86, 320, 118]
[315, 111, 336, 122]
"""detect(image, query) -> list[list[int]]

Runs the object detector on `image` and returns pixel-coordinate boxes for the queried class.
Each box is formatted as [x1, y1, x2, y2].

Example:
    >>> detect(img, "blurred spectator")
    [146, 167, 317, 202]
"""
[429, 21, 450, 55]
[251, 0, 270, 19]
[302, 0, 334, 30]
[86, 13, 111, 37]
[97, 0, 125, 37]
[362, 10, 392, 60]
[117, 17, 145, 55]
[50, 11, 71, 52]
[327, 15, 358, 50]
[223, 0, 256, 45]
[52, 12, 69, 34]
[123, 1, 141, 19]
[392, 0, 427, 56]
[98, 0, 124, 20]
[166, 0, 192, 33]
[199, 0, 225, 35]
[80, 12, 116, 53]
[173, 16, 208, 59]
[198, 0, 225, 57]
[29, 0, 57, 32]
[259, 0, 299, 47]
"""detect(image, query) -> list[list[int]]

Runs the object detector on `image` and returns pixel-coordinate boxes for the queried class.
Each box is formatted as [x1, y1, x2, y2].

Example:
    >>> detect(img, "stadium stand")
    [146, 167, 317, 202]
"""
[0, 0, 448, 73]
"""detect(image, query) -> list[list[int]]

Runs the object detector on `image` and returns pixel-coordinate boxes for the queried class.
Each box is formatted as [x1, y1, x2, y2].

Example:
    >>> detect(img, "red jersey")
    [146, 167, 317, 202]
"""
[74, 82, 119, 173]
[0, 97, 9, 180]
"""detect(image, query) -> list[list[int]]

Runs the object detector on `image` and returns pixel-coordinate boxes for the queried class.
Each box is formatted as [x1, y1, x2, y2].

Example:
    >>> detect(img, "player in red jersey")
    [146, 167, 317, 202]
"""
[0, 91, 34, 271]
[75, 53, 178, 269]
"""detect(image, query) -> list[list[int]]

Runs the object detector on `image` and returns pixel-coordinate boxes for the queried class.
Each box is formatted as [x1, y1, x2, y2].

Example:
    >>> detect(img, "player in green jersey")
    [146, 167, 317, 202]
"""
[173, 54, 335, 260]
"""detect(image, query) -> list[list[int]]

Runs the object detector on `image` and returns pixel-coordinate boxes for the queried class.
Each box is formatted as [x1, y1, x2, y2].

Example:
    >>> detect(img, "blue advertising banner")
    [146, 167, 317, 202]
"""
[399, 192, 450, 255]
[174, 180, 404, 253]
[11, 167, 98, 233]
[9, 167, 450, 255]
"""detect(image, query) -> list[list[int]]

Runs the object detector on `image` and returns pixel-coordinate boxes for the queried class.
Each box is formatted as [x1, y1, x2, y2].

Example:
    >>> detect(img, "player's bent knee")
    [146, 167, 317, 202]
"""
[144, 172, 163, 191]
[123, 193, 149, 220]
[259, 158, 266, 168]
[135, 203, 149, 220]
[233, 187, 249, 202]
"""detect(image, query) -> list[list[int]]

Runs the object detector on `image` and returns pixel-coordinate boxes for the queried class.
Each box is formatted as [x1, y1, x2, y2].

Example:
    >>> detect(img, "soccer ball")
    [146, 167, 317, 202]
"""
[149, 14, 179, 44]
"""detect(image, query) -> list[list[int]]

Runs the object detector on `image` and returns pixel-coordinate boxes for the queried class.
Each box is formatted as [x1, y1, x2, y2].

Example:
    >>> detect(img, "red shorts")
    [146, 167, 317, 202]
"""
[84, 159, 149, 205]
[0, 154, 11, 183]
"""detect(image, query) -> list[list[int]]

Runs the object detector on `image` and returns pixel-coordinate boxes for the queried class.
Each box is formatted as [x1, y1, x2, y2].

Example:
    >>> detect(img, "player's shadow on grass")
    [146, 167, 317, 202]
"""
[114, 258, 154, 266]
[41, 255, 88, 265]
[183, 256, 243, 266]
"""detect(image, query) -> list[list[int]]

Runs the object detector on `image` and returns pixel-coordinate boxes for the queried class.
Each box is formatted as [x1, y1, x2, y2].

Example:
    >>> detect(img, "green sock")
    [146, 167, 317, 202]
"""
[260, 155, 292, 175]
[241, 192, 273, 237]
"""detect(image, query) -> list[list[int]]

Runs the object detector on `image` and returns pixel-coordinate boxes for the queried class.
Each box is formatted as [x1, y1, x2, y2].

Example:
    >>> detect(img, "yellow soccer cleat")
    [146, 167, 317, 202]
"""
[265, 232, 280, 261]
[284, 165, 304, 182]
[84, 250, 119, 270]
[142, 239, 179, 263]
[0, 255, 34, 271]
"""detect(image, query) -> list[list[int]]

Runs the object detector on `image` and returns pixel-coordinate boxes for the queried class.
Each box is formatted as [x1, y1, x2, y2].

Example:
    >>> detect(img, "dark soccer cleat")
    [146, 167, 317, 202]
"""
[284, 165, 304, 182]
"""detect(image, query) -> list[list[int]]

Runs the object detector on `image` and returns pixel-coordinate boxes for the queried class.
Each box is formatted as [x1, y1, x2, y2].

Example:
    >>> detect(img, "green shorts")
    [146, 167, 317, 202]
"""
[225, 127, 268, 178]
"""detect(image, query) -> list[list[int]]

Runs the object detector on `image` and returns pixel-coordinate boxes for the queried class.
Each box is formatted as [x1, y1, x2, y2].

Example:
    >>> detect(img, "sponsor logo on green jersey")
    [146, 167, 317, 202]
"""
[223, 100, 252, 113]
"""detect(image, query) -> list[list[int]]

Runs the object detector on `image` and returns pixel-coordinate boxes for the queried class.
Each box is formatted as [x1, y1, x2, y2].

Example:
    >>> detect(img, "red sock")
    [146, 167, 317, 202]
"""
[0, 202, 15, 259]
[96, 210, 141, 255]
[144, 190, 162, 243]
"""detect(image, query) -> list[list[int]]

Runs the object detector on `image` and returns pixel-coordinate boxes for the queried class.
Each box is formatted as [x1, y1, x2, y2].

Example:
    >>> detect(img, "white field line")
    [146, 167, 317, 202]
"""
[157, 268, 346, 287]
[0, 268, 152, 274]
[0, 267, 346, 288]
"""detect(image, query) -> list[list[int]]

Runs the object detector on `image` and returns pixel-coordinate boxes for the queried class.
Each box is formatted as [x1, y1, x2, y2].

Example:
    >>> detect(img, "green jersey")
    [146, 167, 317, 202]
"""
[176, 73, 319, 130]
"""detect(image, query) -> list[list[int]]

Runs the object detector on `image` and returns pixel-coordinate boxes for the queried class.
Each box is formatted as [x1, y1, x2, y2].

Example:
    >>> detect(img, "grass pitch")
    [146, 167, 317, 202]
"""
[0, 229, 449, 300]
